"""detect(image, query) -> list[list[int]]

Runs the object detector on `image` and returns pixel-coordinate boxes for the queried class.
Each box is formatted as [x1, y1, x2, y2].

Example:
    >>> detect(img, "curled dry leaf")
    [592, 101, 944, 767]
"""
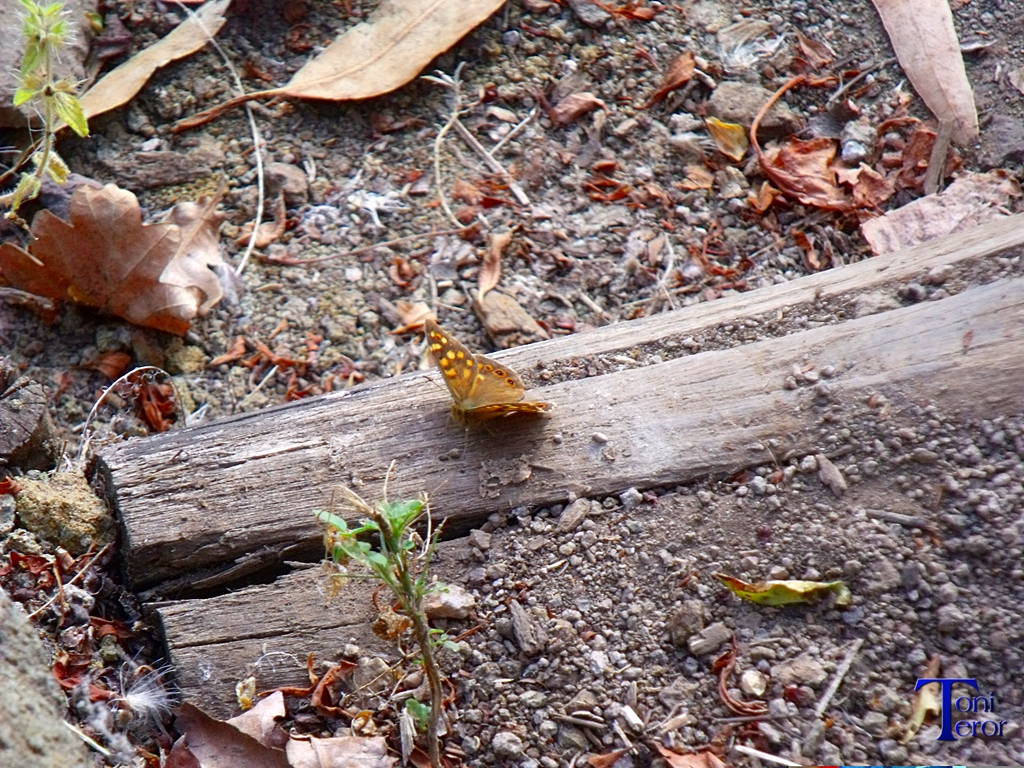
[478, 229, 513, 300]
[643, 51, 695, 108]
[171, 701, 291, 768]
[286, 735, 395, 768]
[549, 93, 609, 126]
[77, 0, 232, 123]
[871, 0, 978, 144]
[0, 183, 227, 335]
[236, 192, 287, 248]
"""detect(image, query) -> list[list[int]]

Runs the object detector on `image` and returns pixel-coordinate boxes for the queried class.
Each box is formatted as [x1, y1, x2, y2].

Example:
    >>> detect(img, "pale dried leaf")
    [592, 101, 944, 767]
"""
[478, 230, 513, 300]
[861, 171, 1021, 255]
[643, 51, 695, 108]
[871, 0, 978, 144]
[281, 0, 504, 100]
[285, 735, 395, 768]
[0, 183, 226, 335]
[226, 691, 289, 749]
[902, 655, 941, 743]
[78, 0, 231, 122]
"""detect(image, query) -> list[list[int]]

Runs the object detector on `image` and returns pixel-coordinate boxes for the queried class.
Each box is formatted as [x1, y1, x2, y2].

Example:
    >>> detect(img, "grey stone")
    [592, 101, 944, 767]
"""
[0, 588, 90, 768]
[860, 558, 901, 596]
[424, 584, 476, 620]
[265, 162, 310, 206]
[619, 487, 643, 510]
[468, 528, 492, 551]
[772, 656, 828, 687]
[706, 81, 801, 136]
[565, 0, 610, 27]
[492, 730, 524, 758]
[687, 621, 731, 655]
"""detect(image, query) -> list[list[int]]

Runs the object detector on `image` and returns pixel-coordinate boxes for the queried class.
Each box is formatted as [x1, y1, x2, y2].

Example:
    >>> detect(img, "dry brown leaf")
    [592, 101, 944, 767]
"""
[681, 164, 715, 190]
[236, 192, 287, 248]
[835, 163, 895, 209]
[282, 0, 503, 100]
[643, 51, 695, 108]
[759, 136, 851, 211]
[77, 0, 231, 122]
[587, 749, 629, 768]
[226, 691, 289, 750]
[478, 230, 513, 300]
[171, 702, 291, 768]
[654, 745, 727, 768]
[0, 183, 226, 335]
[795, 30, 833, 69]
[871, 0, 978, 144]
[549, 92, 608, 126]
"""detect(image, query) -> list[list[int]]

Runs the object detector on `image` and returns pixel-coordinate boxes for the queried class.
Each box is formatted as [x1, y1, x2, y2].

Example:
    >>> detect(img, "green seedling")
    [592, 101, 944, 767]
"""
[2, 0, 89, 217]
[316, 482, 449, 768]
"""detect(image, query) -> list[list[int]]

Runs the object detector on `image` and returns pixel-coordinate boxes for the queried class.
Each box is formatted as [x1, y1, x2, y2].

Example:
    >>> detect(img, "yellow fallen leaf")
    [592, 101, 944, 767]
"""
[714, 572, 852, 607]
[705, 117, 749, 162]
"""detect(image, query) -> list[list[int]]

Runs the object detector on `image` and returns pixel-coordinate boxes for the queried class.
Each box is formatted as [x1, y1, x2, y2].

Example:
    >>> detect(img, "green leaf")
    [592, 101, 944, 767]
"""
[13, 87, 36, 107]
[20, 43, 44, 76]
[53, 90, 88, 136]
[315, 510, 349, 532]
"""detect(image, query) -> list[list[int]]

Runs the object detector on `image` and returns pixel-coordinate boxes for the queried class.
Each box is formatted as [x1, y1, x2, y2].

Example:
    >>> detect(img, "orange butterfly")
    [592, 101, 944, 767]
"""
[424, 319, 551, 426]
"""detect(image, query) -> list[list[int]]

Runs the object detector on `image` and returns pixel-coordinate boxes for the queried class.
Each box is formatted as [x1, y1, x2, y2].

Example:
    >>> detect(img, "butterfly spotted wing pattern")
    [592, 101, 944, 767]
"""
[424, 319, 551, 425]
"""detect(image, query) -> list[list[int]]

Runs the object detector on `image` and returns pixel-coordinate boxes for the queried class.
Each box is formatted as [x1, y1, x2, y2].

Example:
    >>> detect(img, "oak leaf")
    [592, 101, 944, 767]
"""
[0, 183, 227, 335]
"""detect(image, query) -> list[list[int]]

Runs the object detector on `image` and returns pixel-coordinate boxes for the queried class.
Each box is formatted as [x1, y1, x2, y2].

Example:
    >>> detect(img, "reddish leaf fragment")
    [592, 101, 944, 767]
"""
[0, 478, 22, 495]
[91, 617, 136, 640]
[209, 336, 248, 367]
[713, 637, 768, 716]
[643, 51, 695, 108]
[134, 377, 178, 432]
[173, 702, 291, 768]
[310, 661, 357, 718]
[588, 748, 629, 768]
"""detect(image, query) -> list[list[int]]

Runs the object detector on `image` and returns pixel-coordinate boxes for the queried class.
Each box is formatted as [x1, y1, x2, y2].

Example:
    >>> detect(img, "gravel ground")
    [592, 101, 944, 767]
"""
[2, 0, 1024, 764]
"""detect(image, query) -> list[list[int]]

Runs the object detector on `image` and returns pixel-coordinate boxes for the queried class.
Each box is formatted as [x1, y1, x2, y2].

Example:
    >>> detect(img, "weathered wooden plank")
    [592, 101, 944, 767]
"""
[102, 268, 1024, 589]
[152, 568, 392, 719]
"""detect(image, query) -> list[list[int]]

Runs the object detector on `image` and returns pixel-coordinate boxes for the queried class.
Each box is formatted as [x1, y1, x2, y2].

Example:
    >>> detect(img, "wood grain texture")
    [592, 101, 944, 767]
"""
[102, 267, 1024, 588]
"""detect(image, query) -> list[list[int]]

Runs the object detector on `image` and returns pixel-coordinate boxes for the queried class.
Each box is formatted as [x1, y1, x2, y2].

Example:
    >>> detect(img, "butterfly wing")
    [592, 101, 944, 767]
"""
[425, 318, 551, 422]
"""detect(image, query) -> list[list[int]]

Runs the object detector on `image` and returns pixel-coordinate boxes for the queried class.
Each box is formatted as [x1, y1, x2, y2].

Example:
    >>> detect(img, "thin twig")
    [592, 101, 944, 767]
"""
[451, 118, 530, 205]
[63, 721, 112, 756]
[423, 64, 467, 228]
[237, 364, 278, 410]
[827, 57, 897, 105]
[814, 638, 864, 718]
[489, 106, 537, 157]
[174, 0, 265, 276]
[731, 744, 801, 767]
[924, 118, 953, 196]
